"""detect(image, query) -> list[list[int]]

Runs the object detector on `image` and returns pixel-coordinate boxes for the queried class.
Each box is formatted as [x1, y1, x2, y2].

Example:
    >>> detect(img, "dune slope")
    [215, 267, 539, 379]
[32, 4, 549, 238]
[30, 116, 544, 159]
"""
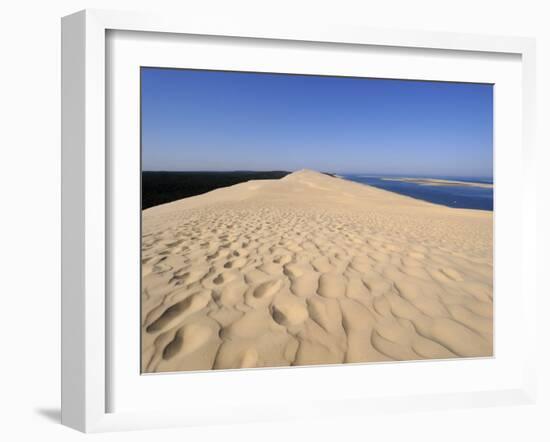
[141, 170, 493, 372]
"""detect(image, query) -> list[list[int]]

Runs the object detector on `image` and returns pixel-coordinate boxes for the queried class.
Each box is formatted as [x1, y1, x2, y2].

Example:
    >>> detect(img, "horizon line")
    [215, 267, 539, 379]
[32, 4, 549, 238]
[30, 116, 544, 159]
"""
[141, 169, 493, 178]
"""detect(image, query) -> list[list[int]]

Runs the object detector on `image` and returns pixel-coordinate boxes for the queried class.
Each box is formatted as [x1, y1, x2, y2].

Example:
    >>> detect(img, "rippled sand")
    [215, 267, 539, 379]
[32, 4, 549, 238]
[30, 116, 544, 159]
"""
[141, 170, 493, 373]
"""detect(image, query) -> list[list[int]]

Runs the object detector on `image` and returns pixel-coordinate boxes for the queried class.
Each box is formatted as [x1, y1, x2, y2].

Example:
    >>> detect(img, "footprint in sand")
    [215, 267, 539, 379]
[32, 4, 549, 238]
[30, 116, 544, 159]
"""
[162, 323, 213, 360]
[162, 329, 183, 359]
[223, 257, 248, 269]
[152, 262, 172, 273]
[211, 271, 239, 286]
[283, 263, 304, 279]
[146, 293, 210, 333]
[216, 280, 247, 307]
[430, 267, 463, 283]
[289, 272, 319, 298]
[273, 255, 292, 265]
[440, 268, 464, 281]
[253, 279, 283, 299]
[317, 273, 346, 298]
[171, 267, 209, 286]
[213, 274, 225, 284]
[311, 256, 335, 273]
[271, 299, 309, 326]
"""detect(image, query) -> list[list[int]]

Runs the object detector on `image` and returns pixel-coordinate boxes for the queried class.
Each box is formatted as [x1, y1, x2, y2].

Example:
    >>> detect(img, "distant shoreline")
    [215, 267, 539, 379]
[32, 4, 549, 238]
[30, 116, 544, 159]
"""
[341, 174, 493, 211]
[380, 177, 493, 189]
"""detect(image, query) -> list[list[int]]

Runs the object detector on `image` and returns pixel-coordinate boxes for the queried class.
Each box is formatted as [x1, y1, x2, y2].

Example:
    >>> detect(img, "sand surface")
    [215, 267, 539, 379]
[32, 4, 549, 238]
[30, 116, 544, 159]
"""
[141, 170, 493, 373]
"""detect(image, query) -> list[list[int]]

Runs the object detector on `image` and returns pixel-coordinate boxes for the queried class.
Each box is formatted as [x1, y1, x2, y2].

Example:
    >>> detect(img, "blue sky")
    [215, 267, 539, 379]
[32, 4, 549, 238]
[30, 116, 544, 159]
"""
[141, 68, 493, 177]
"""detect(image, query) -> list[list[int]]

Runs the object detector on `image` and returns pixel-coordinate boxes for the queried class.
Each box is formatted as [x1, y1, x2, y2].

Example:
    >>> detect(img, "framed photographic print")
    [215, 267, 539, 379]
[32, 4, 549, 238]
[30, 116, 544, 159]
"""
[61, 9, 538, 432]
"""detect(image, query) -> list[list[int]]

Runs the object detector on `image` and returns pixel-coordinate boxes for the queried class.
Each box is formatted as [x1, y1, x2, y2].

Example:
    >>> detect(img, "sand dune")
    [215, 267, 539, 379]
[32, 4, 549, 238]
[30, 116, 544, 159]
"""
[141, 169, 493, 373]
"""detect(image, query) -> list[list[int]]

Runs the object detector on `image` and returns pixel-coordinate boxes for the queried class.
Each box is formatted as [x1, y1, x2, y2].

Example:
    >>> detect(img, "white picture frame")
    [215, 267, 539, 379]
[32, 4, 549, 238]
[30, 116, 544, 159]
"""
[61, 9, 538, 433]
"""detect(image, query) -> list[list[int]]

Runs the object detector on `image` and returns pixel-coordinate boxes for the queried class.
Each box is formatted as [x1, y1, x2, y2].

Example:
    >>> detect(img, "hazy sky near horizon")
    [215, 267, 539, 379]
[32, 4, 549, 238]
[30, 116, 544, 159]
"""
[141, 68, 493, 177]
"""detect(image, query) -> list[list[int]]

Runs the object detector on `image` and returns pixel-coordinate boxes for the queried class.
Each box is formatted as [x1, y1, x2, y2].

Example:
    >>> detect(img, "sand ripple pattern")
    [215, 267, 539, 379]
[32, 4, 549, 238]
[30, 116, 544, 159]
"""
[141, 170, 493, 372]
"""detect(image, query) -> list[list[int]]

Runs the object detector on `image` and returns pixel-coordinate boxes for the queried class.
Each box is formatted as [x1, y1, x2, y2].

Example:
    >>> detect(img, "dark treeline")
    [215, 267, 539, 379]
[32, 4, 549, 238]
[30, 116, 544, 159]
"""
[142, 171, 291, 209]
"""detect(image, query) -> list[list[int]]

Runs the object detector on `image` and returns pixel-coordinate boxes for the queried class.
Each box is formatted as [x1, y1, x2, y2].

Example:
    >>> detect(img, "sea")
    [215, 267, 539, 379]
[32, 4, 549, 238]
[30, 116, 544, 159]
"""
[341, 174, 493, 211]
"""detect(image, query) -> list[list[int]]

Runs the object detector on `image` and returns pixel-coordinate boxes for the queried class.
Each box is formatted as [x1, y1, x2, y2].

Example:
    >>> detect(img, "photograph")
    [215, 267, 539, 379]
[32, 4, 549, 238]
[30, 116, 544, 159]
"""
[140, 67, 493, 374]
